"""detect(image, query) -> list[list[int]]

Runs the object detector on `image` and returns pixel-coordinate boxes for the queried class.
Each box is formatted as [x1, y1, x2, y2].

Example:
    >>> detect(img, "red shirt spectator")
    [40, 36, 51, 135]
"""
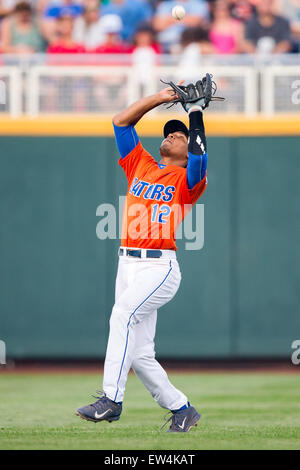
[128, 24, 163, 55]
[89, 13, 130, 63]
[47, 43, 86, 53]
[47, 13, 85, 53]
[46, 13, 86, 64]
[92, 43, 129, 54]
[47, 41, 86, 54]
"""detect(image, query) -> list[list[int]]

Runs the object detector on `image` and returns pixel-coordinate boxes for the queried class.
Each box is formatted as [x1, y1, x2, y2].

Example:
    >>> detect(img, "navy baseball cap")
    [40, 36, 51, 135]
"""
[163, 119, 189, 139]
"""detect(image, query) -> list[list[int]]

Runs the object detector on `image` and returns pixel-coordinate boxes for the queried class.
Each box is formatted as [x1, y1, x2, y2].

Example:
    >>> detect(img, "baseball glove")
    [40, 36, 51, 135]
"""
[161, 73, 225, 112]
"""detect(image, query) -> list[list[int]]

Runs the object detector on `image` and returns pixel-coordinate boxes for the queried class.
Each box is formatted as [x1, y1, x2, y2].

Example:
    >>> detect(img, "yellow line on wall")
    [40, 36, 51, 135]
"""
[0, 114, 299, 136]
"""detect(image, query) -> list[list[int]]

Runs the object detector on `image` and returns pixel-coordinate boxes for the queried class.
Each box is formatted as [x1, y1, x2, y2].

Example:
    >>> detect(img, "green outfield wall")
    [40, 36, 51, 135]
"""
[0, 135, 299, 359]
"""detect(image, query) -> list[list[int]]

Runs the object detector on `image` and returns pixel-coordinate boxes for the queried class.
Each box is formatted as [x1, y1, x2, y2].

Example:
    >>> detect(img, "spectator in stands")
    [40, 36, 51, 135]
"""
[153, 0, 209, 53]
[1, 1, 46, 53]
[47, 12, 86, 52]
[0, 0, 45, 18]
[72, 0, 106, 49]
[243, 0, 292, 53]
[130, 23, 162, 54]
[277, 0, 300, 51]
[129, 24, 161, 95]
[209, 0, 244, 54]
[101, 0, 152, 42]
[44, 0, 83, 19]
[42, 0, 84, 43]
[91, 14, 129, 53]
[181, 25, 214, 56]
[228, 0, 255, 22]
[177, 27, 214, 81]
[0, 0, 15, 18]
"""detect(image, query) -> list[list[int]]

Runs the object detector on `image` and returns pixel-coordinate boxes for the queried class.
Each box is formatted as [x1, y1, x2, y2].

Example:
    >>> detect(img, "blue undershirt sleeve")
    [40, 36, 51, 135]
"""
[113, 123, 140, 159]
[187, 152, 207, 189]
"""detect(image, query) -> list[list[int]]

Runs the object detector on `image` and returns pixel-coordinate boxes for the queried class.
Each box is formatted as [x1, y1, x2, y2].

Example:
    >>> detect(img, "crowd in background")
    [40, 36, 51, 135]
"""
[0, 0, 299, 56]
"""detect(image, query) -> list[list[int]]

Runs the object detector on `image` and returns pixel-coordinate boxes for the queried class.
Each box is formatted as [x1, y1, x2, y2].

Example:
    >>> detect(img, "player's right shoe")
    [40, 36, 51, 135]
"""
[76, 392, 122, 423]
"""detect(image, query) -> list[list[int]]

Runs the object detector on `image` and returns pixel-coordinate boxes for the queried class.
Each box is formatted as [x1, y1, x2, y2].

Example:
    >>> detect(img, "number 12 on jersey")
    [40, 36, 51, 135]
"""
[151, 204, 171, 225]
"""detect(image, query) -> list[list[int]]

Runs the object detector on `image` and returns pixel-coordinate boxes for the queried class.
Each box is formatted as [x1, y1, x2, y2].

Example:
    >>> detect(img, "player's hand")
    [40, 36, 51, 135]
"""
[158, 80, 184, 104]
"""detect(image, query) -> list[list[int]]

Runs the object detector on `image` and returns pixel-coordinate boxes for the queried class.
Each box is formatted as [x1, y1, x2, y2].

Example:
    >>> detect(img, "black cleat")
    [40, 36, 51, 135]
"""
[161, 405, 201, 433]
[76, 392, 122, 423]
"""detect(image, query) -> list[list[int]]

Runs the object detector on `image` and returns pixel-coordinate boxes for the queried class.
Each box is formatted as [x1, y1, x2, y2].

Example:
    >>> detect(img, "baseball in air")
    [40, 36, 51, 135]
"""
[172, 5, 186, 20]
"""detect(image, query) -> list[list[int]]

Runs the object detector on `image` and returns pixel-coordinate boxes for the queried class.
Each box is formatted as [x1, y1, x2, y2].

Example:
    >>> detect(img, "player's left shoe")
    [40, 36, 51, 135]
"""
[76, 392, 122, 423]
[161, 404, 201, 433]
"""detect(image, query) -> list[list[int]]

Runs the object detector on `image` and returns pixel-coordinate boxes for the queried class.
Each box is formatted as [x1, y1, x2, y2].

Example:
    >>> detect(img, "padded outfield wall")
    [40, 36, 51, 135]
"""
[0, 116, 299, 359]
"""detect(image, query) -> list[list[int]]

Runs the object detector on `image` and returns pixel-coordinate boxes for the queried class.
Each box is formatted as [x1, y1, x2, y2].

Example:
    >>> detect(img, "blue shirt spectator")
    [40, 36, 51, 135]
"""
[101, 0, 152, 41]
[44, 1, 83, 19]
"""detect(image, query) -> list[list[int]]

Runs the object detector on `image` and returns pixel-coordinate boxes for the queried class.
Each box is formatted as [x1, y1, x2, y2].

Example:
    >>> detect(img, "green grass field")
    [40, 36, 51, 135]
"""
[0, 371, 299, 450]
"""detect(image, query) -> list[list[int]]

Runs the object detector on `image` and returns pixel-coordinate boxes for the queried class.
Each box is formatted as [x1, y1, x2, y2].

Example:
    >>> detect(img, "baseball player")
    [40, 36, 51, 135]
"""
[77, 76, 219, 432]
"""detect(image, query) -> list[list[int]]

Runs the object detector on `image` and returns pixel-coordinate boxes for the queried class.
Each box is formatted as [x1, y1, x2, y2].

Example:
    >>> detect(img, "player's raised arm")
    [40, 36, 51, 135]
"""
[112, 84, 183, 160]
[163, 74, 224, 190]
[112, 85, 182, 127]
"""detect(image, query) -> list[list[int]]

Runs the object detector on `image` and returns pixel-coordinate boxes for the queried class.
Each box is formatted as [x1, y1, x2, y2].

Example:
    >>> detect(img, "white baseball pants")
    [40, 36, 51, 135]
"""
[103, 249, 188, 410]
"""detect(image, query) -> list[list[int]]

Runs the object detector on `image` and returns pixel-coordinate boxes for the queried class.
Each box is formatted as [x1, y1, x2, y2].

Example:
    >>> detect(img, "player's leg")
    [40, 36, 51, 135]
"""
[76, 256, 130, 423]
[132, 309, 188, 411]
[103, 258, 181, 404]
[114, 255, 130, 302]
[132, 309, 201, 432]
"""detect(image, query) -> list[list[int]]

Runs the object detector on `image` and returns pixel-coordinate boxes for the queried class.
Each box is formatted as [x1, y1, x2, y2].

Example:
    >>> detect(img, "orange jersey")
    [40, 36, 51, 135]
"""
[119, 142, 207, 251]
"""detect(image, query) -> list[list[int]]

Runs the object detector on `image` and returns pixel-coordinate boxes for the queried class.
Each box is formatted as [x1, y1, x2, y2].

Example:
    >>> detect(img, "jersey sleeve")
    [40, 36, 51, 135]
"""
[119, 141, 156, 185]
